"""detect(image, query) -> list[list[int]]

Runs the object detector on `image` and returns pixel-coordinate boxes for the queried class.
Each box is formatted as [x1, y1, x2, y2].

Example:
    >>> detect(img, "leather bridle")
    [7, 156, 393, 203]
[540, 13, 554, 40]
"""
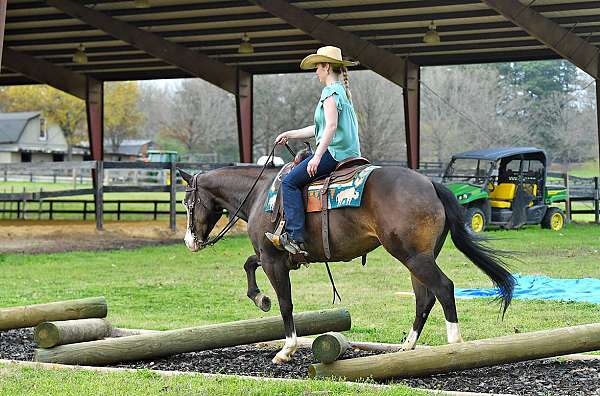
[184, 143, 281, 249]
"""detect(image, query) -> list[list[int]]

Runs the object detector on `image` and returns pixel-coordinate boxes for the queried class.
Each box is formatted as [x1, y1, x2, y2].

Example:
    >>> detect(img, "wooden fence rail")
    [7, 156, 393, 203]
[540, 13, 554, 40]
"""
[0, 199, 188, 221]
[0, 161, 235, 230]
[0, 162, 597, 228]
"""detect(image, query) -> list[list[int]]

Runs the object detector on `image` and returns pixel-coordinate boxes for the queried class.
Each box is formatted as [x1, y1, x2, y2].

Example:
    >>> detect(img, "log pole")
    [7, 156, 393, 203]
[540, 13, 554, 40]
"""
[34, 319, 112, 348]
[0, 297, 107, 331]
[309, 323, 600, 381]
[35, 308, 351, 365]
[312, 332, 409, 363]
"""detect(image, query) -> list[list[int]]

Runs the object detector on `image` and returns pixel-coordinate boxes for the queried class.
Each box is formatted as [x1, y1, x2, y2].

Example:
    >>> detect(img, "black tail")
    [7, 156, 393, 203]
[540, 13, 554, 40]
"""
[432, 182, 515, 315]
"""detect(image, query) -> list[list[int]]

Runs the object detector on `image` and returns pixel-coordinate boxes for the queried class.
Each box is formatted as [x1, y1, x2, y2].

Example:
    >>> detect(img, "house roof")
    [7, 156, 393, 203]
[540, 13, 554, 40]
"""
[0, 1, 599, 83]
[106, 139, 153, 156]
[0, 112, 40, 144]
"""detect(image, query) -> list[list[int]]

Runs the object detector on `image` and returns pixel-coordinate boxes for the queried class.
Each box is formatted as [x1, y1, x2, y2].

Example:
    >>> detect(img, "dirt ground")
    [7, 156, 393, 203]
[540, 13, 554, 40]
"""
[0, 218, 247, 255]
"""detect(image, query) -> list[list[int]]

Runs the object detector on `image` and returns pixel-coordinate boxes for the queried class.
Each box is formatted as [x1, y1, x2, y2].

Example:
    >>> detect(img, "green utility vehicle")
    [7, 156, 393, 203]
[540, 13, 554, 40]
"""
[146, 150, 180, 185]
[146, 150, 179, 163]
[442, 147, 567, 232]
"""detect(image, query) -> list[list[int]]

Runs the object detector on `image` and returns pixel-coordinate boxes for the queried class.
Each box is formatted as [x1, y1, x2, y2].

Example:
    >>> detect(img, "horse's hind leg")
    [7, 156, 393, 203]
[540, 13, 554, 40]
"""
[404, 254, 463, 344]
[402, 229, 448, 350]
[244, 255, 271, 312]
[402, 276, 436, 350]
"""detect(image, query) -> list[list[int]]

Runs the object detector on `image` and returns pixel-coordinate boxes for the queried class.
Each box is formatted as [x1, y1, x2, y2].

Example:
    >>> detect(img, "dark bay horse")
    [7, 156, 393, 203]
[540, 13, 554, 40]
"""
[178, 165, 514, 363]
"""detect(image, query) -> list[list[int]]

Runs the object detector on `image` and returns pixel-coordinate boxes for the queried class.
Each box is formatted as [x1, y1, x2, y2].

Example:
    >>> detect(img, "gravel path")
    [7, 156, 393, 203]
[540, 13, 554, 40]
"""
[2, 328, 599, 395]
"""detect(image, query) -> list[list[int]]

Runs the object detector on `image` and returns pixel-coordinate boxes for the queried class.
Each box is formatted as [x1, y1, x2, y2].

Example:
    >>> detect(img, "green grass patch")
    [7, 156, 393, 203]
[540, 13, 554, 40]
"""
[0, 223, 599, 394]
[569, 160, 599, 178]
[0, 364, 423, 396]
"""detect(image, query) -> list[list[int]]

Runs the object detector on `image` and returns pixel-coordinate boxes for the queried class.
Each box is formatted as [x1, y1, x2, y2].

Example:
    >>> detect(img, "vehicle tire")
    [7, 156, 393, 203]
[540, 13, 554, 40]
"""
[465, 206, 486, 233]
[541, 207, 565, 231]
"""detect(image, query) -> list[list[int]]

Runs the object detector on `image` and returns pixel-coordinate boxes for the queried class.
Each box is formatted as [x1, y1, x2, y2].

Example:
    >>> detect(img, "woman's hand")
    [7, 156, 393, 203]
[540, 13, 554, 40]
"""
[307, 154, 322, 177]
[274, 131, 291, 145]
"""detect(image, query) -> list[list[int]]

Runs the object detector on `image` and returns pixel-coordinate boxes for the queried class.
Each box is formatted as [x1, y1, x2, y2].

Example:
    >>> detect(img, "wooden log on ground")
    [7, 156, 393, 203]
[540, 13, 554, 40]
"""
[109, 328, 162, 337]
[35, 308, 351, 365]
[312, 332, 350, 363]
[34, 319, 112, 348]
[0, 297, 107, 331]
[312, 332, 408, 363]
[309, 323, 600, 381]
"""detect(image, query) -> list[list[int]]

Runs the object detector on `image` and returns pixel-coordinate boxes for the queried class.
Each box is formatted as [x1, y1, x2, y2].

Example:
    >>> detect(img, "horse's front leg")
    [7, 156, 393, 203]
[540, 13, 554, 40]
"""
[262, 258, 297, 364]
[244, 255, 271, 312]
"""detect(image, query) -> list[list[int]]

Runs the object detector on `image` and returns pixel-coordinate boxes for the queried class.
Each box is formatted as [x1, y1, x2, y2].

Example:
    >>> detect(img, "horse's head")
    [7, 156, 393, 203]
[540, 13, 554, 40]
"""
[178, 169, 224, 252]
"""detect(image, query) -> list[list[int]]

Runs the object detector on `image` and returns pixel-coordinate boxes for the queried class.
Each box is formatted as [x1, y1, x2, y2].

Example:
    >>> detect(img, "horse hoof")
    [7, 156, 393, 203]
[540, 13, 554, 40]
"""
[272, 352, 292, 364]
[254, 293, 271, 312]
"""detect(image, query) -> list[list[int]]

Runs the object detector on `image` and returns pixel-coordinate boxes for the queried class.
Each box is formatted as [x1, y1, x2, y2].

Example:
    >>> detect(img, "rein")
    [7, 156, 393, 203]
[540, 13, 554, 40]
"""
[187, 143, 281, 248]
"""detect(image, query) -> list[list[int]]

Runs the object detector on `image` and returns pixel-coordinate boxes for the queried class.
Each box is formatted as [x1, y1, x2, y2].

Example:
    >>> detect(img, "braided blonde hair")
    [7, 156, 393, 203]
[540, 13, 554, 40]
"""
[330, 64, 353, 104]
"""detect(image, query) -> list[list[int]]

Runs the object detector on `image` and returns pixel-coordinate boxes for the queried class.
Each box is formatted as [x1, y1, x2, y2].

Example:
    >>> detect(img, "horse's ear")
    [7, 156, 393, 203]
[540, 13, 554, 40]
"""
[178, 168, 192, 185]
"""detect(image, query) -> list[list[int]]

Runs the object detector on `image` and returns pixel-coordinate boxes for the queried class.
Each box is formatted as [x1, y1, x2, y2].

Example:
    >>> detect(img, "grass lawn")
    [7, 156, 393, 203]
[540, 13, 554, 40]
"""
[569, 160, 599, 178]
[1, 223, 599, 394]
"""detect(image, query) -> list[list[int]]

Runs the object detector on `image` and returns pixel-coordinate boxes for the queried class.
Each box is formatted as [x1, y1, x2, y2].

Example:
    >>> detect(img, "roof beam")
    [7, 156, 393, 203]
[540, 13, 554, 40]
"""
[482, 0, 600, 79]
[250, 0, 406, 88]
[45, 0, 241, 94]
[2, 47, 93, 100]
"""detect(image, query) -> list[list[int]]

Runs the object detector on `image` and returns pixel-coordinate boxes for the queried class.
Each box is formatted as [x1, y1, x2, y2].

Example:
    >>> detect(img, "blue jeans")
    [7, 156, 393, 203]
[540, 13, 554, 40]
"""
[282, 150, 339, 243]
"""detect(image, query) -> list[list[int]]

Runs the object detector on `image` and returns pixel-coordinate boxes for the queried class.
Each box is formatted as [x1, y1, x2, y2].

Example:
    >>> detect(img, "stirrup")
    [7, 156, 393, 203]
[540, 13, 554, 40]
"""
[265, 231, 285, 251]
[279, 233, 307, 255]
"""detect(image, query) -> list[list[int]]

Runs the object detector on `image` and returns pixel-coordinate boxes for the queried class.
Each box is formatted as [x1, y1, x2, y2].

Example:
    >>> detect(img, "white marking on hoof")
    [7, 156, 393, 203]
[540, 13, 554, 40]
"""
[402, 328, 419, 351]
[272, 351, 292, 364]
[446, 320, 463, 344]
[272, 332, 297, 363]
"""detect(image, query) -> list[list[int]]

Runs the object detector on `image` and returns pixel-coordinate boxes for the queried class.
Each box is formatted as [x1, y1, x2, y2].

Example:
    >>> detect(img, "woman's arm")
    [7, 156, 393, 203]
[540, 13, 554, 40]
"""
[307, 96, 338, 176]
[274, 125, 315, 144]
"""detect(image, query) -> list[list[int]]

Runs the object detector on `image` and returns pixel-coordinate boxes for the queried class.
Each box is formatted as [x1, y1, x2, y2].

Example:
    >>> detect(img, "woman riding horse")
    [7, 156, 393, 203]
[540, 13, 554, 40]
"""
[269, 46, 361, 255]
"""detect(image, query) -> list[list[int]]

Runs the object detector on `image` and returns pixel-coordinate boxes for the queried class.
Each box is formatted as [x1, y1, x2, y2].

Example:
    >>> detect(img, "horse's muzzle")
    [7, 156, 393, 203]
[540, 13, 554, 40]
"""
[184, 229, 203, 252]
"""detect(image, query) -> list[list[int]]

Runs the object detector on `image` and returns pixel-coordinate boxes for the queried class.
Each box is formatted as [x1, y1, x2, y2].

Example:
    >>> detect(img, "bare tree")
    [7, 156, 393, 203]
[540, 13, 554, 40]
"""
[254, 73, 318, 160]
[351, 71, 405, 160]
[421, 65, 527, 163]
[159, 79, 237, 161]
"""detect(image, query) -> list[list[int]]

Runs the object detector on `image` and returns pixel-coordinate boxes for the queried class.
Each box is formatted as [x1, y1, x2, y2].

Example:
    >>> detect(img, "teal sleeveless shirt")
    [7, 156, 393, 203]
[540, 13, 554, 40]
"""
[314, 81, 361, 161]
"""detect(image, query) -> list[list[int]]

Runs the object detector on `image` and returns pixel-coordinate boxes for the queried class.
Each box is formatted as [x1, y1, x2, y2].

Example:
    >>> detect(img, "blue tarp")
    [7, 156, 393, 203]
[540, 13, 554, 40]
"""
[455, 274, 600, 304]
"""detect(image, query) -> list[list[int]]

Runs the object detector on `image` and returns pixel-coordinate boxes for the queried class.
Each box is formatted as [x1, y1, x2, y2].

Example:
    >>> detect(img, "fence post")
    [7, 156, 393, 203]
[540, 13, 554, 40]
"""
[53, 170, 57, 184]
[10, 186, 14, 220]
[21, 187, 26, 220]
[3, 169, 7, 182]
[38, 188, 43, 220]
[169, 162, 177, 231]
[95, 161, 104, 230]
[594, 176, 599, 225]
[117, 201, 121, 221]
[564, 173, 571, 222]
[83, 201, 87, 221]
[30, 172, 33, 182]
[49, 201, 53, 220]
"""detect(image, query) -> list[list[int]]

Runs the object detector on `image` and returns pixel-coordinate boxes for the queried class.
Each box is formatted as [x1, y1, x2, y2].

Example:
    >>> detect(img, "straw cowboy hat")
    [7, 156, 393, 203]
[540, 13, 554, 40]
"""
[300, 46, 358, 70]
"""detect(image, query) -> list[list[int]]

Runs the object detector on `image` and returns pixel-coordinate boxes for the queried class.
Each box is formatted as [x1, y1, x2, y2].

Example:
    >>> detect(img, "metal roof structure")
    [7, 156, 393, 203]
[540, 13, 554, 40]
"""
[2, 0, 600, 83]
[452, 147, 547, 161]
[0, 0, 598, 171]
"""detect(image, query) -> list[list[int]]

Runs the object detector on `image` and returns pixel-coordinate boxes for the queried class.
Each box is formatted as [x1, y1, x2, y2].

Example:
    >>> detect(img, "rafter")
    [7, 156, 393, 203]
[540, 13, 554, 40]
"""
[482, 0, 600, 79]
[251, 0, 406, 88]
[45, 0, 243, 94]
[2, 47, 92, 100]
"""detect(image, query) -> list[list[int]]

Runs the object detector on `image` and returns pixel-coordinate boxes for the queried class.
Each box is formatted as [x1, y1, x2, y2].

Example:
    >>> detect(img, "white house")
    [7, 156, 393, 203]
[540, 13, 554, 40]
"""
[0, 112, 85, 163]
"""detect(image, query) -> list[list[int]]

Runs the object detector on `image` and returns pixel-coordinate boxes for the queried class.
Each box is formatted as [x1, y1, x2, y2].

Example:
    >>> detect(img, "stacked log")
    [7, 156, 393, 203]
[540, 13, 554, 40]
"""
[35, 308, 351, 365]
[0, 297, 107, 330]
